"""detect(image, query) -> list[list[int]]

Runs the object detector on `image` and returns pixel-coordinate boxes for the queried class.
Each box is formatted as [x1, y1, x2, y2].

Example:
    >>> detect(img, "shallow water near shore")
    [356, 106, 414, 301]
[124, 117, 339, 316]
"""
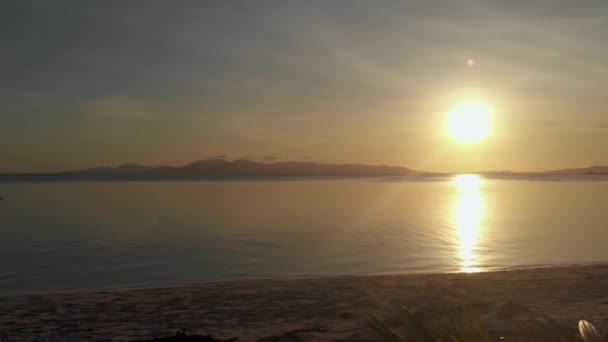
[2, 176, 608, 295]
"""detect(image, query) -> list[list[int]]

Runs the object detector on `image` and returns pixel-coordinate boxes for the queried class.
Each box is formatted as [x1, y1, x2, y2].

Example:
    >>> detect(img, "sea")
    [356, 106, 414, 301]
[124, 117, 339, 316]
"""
[2, 175, 608, 295]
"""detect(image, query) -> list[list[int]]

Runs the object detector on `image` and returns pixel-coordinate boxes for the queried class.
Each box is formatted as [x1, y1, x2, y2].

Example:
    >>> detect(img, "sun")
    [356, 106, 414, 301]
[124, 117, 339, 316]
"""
[446, 102, 492, 144]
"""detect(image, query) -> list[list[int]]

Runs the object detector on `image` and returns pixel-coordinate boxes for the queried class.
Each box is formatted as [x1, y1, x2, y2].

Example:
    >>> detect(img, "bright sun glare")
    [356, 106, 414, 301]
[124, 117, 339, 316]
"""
[454, 174, 482, 191]
[446, 102, 492, 144]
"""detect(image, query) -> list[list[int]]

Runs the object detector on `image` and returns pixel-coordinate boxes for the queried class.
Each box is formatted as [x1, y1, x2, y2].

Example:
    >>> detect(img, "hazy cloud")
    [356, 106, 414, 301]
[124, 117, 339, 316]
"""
[529, 120, 565, 127]
[83, 96, 153, 120]
[2, 1, 608, 172]
[207, 154, 227, 160]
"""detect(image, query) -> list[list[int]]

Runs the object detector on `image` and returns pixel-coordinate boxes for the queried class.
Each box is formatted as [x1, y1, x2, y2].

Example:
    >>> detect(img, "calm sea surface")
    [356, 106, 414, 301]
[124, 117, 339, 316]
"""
[2, 176, 608, 295]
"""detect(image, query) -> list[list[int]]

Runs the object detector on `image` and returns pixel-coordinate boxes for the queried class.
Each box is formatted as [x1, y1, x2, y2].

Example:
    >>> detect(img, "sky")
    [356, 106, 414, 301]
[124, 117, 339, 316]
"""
[1, 0, 608, 173]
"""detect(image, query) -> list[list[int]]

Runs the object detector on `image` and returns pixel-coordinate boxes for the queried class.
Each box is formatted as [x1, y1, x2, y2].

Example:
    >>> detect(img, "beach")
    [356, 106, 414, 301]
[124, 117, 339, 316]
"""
[5, 1, 608, 341]
[1, 264, 607, 341]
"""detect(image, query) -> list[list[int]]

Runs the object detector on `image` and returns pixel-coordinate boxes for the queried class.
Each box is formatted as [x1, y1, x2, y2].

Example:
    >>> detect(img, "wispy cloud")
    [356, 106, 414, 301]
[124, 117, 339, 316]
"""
[207, 154, 227, 160]
[82, 96, 154, 120]
[529, 119, 566, 127]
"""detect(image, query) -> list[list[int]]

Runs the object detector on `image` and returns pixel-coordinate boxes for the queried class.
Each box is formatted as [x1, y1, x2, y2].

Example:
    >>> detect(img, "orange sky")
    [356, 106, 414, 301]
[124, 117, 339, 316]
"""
[2, 1, 608, 173]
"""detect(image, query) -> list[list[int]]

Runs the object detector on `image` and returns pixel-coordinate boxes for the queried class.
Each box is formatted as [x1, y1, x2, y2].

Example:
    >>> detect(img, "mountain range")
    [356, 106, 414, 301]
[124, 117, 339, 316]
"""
[0, 159, 425, 181]
[0, 159, 607, 181]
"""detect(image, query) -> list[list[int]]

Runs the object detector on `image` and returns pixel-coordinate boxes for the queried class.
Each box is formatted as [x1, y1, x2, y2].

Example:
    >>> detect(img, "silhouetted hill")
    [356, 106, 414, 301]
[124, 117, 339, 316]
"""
[544, 165, 608, 175]
[476, 166, 608, 176]
[0, 159, 426, 181]
[172, 159, 423, 178]
[1, 160, 607, 182]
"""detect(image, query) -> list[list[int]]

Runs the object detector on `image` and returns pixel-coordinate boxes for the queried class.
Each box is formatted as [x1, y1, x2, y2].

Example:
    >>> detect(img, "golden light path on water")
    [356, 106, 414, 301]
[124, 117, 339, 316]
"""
[452, 174, 484, 273]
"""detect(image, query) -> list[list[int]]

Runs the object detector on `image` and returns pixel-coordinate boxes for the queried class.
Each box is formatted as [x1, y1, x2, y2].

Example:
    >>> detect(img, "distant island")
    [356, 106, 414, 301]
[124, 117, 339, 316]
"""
[0, 159, 429, 181]
[0, 159, 607, 182]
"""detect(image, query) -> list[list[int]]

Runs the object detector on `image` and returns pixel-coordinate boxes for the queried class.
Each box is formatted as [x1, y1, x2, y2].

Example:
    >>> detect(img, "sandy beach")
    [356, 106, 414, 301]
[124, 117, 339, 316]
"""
[1, 264, 607, 341]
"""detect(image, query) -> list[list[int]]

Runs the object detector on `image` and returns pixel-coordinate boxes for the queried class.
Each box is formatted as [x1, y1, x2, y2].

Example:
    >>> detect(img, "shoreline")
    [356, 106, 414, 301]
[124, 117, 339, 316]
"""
[1, 264, 608, 340]
[2, 259, 605, 298]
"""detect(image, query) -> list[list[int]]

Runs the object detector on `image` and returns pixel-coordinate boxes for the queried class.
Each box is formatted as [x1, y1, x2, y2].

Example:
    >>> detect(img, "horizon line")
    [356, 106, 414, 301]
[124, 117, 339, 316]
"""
[1, 158, 608, 176]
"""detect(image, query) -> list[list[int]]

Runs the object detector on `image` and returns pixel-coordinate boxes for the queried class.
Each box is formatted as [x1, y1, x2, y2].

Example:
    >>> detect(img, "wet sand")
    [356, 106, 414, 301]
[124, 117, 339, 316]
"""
[1, 264, 608, 341]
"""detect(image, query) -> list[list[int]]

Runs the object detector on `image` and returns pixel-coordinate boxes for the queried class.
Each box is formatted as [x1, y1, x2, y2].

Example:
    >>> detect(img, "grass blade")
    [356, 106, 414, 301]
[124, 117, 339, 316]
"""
[363, 313, 404, 342]
[396, 305, 436, 342]
[579, 320, 602, 342]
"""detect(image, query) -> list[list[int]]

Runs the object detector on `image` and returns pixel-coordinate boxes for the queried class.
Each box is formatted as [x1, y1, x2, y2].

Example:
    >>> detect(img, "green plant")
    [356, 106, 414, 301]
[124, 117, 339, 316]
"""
[579, 320, 608, 342]
[365, 305, 493, 342]
[365, 306, 606, 341]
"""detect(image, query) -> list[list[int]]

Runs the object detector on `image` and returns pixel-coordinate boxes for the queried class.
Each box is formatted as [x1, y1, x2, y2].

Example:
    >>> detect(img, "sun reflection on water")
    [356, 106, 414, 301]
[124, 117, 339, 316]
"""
[452, 174, 484, 273]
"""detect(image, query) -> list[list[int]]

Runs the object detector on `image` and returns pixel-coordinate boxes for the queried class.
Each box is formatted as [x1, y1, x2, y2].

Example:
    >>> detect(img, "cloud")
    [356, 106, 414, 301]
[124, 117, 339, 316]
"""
[529, 119, 565, 127]
[530, 119, 608, 131]
[67, 128, 104, 139]
[83, 96, 153, 120]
